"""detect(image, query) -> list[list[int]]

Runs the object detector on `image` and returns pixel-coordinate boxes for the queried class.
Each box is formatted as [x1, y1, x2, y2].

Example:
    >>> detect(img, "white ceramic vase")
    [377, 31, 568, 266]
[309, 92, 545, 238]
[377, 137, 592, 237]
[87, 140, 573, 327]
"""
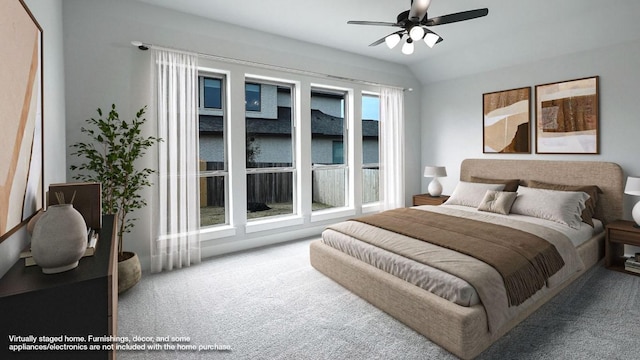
[31, 204, 88, 274]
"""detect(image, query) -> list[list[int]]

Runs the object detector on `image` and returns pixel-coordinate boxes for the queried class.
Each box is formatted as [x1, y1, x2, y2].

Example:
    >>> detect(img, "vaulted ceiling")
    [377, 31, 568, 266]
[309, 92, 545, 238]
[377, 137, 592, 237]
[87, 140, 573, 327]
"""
[136, 0, 640, 83]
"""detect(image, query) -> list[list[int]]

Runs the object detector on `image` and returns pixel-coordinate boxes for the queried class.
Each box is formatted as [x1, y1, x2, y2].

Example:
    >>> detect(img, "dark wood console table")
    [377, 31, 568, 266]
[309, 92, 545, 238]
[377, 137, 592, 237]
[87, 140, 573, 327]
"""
[0, 215, 117, 360]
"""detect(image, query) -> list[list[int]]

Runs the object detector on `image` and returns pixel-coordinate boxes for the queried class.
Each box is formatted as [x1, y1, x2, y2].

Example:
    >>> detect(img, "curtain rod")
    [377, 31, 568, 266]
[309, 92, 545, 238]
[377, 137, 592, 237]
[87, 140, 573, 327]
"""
[131, 41, 410, 91]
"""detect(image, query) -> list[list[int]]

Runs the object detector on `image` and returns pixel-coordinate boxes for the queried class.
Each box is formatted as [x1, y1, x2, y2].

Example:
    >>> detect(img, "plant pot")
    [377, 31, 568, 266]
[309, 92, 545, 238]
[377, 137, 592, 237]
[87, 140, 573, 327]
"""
[118, 251, 141, 294]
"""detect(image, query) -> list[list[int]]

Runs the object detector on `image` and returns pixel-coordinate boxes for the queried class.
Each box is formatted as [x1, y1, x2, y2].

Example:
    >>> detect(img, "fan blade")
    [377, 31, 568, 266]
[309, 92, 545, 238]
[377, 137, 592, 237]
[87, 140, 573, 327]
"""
[423, 8, 488, 26]
[368, 30, 405, 47]
[347, 20, 401, 27]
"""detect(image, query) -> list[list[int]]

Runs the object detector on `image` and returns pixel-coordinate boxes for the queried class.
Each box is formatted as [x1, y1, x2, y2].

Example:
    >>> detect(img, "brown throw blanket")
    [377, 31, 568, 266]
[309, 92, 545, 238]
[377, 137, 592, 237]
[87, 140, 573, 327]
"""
[349, 208, 565, 306]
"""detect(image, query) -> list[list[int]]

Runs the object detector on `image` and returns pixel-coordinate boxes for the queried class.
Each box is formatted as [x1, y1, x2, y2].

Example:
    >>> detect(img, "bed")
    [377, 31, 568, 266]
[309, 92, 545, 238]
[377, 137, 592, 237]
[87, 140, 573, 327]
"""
[310, 159, 623, 359]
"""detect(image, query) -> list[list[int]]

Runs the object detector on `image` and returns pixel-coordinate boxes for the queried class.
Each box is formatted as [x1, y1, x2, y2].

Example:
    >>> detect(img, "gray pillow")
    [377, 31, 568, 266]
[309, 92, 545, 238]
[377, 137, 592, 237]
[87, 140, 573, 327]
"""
[477, 190, 517, 215]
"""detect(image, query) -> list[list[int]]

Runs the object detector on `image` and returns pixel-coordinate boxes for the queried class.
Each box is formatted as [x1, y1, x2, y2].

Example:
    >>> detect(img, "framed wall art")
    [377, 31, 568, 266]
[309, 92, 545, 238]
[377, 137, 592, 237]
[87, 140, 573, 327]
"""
[483, 86, 531, 153]
[535, 76, 599, 154]
[0, 0, 44, 243]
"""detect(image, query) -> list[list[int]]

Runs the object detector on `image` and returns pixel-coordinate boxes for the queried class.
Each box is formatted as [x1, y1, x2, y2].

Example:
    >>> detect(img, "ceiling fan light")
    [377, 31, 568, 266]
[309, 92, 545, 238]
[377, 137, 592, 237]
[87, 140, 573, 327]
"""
[384, 33, 401, 49]
[424, 33, 440, 48]
[401, 40, 414, 55]
[409, 26, 425, 41]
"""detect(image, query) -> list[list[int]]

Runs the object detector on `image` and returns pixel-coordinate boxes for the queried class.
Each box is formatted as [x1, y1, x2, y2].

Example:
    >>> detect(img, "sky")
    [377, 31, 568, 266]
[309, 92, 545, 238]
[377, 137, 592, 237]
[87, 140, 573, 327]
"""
[362, 95, 380, 120]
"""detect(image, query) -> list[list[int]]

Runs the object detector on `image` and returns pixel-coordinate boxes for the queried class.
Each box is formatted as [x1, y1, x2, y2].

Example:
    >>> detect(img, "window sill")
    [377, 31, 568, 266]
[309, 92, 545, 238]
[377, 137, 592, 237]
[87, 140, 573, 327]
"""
[362, 202, 381, 214]
[246, 215, 305, 233]
[198, 225, 237, 241]
[311, 207, 356, 223]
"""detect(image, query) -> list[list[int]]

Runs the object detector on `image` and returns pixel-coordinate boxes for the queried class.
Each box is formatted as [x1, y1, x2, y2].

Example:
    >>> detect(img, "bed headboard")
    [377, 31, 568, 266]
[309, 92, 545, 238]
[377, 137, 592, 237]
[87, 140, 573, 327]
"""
[460, 159, 624, 224]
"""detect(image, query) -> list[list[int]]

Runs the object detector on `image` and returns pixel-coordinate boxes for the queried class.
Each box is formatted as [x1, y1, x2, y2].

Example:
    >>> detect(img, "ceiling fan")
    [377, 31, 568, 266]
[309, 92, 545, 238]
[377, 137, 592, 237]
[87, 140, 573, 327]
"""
[347, 0, 488, 54]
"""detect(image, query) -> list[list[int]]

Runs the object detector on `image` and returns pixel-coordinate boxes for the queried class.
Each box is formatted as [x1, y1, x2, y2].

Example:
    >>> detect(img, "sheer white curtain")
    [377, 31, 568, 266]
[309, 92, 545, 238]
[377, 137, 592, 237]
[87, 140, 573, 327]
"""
[151, 49, 201, 272]
[379, 87, 405, 210]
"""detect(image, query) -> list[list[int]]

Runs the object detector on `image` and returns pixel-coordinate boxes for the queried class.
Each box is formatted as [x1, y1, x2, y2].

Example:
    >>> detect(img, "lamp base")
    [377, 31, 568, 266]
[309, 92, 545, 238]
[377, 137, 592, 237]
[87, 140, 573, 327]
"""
[427, 178, 443, 197]
[633, 201, 640, 228]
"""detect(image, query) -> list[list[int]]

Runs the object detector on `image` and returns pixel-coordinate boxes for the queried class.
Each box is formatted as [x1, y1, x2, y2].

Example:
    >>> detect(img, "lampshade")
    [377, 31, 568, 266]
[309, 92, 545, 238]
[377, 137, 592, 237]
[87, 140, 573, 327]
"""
[423, 166, 447, 178]
[385, 33, 401, 49]
[409, 26, 425, 41]
[624, 176, 640, 195]
[401, 40, 414, 55]
[424, 33, 440, 48]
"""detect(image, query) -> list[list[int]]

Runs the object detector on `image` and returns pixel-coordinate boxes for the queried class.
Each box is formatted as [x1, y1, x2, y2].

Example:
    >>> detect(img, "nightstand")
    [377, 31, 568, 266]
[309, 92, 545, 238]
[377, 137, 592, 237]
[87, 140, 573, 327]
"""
[605, 220, 640, 276]
[413, 194, 449, 206]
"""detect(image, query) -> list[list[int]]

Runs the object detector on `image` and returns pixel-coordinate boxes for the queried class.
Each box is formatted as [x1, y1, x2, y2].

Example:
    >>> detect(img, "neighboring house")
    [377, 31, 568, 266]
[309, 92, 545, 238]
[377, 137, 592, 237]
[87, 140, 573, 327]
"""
[198, 84, 379, 167]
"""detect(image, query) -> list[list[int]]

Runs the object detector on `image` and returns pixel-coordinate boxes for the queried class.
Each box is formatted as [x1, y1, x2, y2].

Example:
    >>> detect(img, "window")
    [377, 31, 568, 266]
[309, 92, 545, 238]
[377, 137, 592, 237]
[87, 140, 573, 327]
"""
[246, 80, 296, 220]
[198, 73, 228, 227]
[362, 93, 380, 204]
[202, 77, 222, 109]
[311, 88, 348, 211]
[200, 79, 261, 112]
[332, 141, 343, 164]
[192, 60, 384, 240]
[245, 83, 261, 111]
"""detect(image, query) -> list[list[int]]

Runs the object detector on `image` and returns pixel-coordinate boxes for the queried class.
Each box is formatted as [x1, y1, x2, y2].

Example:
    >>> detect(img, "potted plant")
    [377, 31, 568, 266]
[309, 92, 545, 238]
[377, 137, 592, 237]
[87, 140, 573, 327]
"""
[70, 104, 161, 293]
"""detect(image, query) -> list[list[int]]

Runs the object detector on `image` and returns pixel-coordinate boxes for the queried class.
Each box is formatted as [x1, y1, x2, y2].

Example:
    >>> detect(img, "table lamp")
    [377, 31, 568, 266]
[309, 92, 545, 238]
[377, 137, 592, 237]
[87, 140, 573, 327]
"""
[423, 166, 447, 197]
[624, 176, 640, 227]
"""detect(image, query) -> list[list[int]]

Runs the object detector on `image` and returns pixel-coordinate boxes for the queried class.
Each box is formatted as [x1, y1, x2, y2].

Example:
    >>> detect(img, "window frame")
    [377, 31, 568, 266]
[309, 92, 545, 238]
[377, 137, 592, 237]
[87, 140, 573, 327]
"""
[310, 86, 350, 215]
[245, 77, 298, 222]
[191, 59, 385, 243]
[361, 91, 380, 208]
[197, 70, 230, 229]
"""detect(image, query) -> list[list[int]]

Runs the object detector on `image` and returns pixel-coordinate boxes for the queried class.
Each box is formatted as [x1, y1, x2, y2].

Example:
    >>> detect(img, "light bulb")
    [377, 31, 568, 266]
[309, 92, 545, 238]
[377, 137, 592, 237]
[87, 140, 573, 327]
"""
[401, 40, 414, 55]
[409, 26, 425, 41]
[384, 34, 401, 49]
[424, 33, 440, 48]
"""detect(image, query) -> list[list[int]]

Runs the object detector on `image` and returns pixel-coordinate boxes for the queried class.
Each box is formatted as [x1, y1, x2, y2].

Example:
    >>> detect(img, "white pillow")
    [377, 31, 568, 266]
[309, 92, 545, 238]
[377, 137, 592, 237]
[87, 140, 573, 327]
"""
[510, 186, 590, 229]
[444, 181, 506, 208]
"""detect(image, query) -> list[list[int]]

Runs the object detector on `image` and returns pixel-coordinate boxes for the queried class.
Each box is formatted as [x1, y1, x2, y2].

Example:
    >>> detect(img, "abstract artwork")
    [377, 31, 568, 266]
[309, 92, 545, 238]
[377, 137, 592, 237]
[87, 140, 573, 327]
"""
[0, 0, 43, 242]
[535, 76, 599, 154]
[483, 87, 531, 153]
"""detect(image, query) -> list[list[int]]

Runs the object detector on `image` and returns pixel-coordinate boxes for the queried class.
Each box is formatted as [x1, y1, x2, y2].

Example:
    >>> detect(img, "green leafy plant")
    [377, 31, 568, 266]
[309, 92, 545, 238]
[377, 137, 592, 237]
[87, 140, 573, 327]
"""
[70, 104, 161, 260]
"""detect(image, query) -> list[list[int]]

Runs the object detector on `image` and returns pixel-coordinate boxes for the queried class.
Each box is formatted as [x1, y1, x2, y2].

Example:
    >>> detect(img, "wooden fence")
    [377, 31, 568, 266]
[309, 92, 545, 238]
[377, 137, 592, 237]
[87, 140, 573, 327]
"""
[200, 161, 378, 207]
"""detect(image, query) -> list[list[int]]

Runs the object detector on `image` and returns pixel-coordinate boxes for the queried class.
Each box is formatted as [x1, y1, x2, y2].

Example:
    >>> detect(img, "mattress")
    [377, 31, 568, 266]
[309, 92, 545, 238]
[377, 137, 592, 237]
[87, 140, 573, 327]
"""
[321, 204, 603, 308]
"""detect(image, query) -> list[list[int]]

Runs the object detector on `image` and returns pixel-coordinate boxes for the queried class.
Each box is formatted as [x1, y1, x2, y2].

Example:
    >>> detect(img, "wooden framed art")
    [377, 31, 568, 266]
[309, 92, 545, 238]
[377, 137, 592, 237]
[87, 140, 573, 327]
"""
[0, 0, 44, 243]
[483, 86, 531, 153]
[535, 76, 599, 154]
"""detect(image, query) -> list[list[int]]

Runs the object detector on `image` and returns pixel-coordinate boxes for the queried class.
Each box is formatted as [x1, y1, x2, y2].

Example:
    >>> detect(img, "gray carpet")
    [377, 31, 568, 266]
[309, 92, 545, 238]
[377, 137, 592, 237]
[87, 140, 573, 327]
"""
[118, 238, 640, 359]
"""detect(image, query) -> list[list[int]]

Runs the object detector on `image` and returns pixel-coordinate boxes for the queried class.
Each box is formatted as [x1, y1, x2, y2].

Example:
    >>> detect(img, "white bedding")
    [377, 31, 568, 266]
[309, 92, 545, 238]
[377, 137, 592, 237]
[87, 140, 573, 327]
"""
[431, 204, 603, 247]
[322, 204, 602, 309]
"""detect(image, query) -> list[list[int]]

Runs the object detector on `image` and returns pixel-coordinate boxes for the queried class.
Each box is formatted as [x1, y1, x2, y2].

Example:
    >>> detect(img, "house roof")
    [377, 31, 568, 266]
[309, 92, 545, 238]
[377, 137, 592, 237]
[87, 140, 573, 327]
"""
[199, 107, 378, 138]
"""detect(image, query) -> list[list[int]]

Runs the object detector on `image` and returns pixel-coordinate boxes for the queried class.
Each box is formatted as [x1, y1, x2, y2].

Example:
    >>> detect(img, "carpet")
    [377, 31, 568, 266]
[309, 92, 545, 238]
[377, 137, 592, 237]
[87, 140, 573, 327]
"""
[118, 238, 639, 359]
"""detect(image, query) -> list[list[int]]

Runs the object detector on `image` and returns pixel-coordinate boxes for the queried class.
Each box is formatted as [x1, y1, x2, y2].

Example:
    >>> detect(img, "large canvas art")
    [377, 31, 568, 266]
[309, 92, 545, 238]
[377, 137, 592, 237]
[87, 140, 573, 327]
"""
[0, 0, 43, 242]
[483, 87, 531, 153]
[535, 76, 599, 154]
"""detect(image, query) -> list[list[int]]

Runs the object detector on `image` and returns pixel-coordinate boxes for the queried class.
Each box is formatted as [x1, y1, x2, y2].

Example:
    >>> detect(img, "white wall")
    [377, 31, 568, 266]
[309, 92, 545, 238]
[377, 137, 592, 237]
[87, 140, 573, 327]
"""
[421, 38, 640, 253]
[0, 0, 66, 277]
[62, 0, 422, 271]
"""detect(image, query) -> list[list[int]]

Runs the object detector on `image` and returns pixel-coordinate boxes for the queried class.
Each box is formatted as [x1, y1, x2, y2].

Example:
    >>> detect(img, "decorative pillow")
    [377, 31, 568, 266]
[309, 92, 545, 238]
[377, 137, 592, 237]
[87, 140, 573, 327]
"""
[510, 186, 590, 229]
[470, 176, 520, 192]
[527, 180, 602, 227]
[477, 190, 517, 215]
[444, 181, 506, 208]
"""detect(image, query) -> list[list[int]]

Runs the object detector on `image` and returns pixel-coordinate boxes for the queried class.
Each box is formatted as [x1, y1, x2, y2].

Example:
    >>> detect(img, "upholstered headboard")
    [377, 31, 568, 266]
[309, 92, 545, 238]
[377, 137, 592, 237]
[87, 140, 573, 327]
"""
[460, 159, 624, 224]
